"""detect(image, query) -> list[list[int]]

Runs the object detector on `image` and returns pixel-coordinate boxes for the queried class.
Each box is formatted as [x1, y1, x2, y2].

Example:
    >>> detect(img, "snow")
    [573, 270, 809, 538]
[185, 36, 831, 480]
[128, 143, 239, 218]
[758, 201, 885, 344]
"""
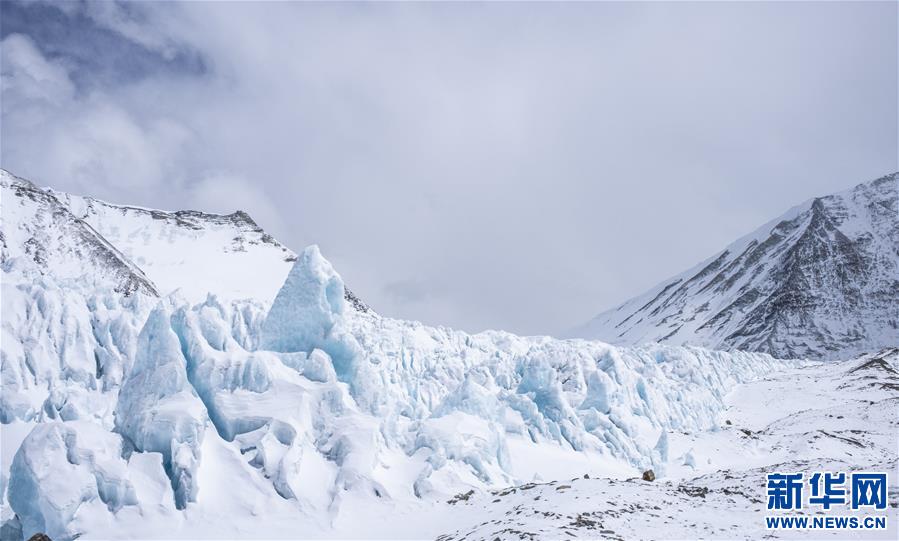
[0, 171, 157, 297]
[435, 350, 899, 540]
[2, 245, 799, 539]
[571, 173, 899, 361]
[2, 168, 895, 539]
[51, 187, 296, 305]
[8, 421, 137, 541]
[114, 300, 208, 509]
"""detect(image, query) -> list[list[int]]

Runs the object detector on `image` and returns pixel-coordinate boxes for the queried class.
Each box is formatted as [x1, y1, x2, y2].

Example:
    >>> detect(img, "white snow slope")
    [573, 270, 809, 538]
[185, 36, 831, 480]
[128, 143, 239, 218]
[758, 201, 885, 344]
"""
[1, 169, 895, 540]
[571, 173, 899, 361]
[40, 172, 367, 310]
[51, 187, 296, 305]
[0, 173, 157, 297]
[437, 349, 898, 540]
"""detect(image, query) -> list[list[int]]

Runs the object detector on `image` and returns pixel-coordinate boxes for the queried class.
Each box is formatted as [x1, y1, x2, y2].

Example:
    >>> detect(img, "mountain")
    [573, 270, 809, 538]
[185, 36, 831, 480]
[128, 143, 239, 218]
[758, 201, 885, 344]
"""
[2, 169, 894, 540]
[52, 188, 295, 304]
[571, 173, 899, 360]
[1, 170, 797, 540]
[0, 171, 158, 296]
[1, 169, 369, 310]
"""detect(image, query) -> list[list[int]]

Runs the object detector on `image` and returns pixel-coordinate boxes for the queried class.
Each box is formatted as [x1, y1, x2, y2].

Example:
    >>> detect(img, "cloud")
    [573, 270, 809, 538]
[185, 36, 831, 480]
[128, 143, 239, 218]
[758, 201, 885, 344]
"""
[1, 1, 896, 335]
[383, 278, 431, 305]
[186, 173, 287, 241]
[1, 33, 74, 106]
[78, 1, 179, 57]
[45, 104, 192, 191]
[1, 33, 193, 201]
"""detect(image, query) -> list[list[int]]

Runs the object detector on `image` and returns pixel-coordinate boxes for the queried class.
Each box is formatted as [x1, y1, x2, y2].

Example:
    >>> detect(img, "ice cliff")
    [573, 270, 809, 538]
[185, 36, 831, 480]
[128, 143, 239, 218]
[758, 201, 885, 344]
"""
[2, 243, 794, 540]
[1, 168, 806, 540]
[114, 301, 208, 509]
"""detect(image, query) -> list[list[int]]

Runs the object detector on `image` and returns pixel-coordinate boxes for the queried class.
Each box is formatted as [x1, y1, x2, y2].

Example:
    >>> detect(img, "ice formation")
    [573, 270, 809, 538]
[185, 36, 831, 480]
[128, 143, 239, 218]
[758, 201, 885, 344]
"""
[260, 245, 345, 353]
[2, 165, 816, 541]
[8, 422, 136, 541]
[1, 278, 152, 424]
[1, 244, 798, 539]
[258, 245, 365, 385]
[114, 300, 208, 509]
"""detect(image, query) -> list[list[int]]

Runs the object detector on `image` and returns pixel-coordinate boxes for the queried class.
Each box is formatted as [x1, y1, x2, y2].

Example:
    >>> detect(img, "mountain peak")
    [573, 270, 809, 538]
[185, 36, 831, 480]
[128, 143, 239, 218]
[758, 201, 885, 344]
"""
[1, 170, 159, 297]
[571, 172, 899, 360]
[1, 169, 372, 311]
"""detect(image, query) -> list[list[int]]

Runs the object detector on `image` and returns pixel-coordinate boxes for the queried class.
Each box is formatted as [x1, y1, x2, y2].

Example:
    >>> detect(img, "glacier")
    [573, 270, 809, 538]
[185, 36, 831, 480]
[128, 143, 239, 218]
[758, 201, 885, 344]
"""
[1, 239, 798, 540]
[8, 422, 137, 541]
[114, 300, 208, 510]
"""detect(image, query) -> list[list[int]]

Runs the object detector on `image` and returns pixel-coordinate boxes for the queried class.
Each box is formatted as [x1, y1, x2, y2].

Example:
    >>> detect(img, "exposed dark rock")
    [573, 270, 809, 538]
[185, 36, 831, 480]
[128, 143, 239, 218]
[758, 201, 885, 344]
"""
[447, 489, 475, 505]
[677, 485, 710, 498]
[1, 172, 159, 297]
[578, 173, 899, 361]
[344, 286, 371, 313]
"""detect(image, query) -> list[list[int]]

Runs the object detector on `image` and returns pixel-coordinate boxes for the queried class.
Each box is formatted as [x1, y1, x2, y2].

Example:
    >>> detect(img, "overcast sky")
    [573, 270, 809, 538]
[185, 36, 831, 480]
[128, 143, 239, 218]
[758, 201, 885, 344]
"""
[1, 1, 896, 335]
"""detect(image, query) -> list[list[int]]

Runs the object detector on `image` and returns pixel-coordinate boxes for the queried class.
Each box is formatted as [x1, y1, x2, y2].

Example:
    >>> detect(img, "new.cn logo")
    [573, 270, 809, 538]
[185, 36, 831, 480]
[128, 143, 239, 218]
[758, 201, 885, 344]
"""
[765, 471, 889, 530]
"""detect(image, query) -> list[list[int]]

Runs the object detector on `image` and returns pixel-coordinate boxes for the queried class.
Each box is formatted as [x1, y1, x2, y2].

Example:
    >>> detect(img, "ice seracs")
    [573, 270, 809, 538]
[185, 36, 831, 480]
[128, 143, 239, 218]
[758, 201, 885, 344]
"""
[114, 301, 207, 509]
[8, 422, 137, 541]
[260, 244, 346, 354]
[434, 348, 899, 540]
[6, 168, 888, 540]
[0, 278, 153, 424]
[259, 244, 364, 384]
[3, 238, 794, 538]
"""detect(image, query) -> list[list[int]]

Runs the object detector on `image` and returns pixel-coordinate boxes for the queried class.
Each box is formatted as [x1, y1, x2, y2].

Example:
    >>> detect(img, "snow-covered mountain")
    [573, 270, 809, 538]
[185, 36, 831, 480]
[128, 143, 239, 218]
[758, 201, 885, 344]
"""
[1, 169, 894, 540]
[572, 173, 899, 360]
[0, 172, 158, 297]
[52, 188, 295, 305]
[1, 169, 369, 310]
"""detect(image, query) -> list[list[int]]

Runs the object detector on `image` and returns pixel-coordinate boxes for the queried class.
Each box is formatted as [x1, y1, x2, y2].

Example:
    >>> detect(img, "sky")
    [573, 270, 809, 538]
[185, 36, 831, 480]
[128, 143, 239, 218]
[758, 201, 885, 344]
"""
[1, 1, 896, 336]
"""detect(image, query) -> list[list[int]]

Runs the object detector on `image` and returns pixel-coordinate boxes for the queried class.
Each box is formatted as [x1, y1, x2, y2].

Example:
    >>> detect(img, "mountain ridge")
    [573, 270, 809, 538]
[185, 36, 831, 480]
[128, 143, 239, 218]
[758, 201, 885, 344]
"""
[1, 168, 370, 311]
[571, 172, 899, 360]
[2, 168, 894, 540]
[0, 170, 159, 297]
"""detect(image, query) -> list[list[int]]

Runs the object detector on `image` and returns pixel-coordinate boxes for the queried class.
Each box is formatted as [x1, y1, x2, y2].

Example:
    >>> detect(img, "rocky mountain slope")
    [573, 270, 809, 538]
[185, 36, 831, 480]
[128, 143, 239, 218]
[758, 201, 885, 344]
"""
[572, 173, 899, 360]
[2, 169, 894, 540]
[1, 168, 369, 310]
[0, 171, 158, 297]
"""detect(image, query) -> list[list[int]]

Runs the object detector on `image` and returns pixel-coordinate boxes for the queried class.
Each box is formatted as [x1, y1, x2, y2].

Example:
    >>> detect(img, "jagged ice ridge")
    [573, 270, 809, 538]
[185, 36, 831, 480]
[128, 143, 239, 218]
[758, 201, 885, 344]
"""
[2, 241, 794, 540]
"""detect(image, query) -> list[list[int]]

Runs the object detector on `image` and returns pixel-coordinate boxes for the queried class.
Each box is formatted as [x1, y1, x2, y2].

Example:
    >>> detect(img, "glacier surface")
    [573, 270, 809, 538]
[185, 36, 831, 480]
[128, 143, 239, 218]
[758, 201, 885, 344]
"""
[1, 240, 797, 539]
